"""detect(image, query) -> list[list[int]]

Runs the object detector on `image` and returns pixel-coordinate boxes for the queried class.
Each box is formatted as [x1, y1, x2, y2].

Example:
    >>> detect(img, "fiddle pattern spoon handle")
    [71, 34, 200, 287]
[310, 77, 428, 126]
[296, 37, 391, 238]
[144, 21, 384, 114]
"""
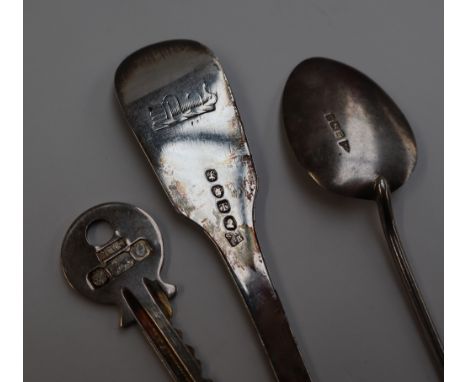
[375, 177, 443, 370]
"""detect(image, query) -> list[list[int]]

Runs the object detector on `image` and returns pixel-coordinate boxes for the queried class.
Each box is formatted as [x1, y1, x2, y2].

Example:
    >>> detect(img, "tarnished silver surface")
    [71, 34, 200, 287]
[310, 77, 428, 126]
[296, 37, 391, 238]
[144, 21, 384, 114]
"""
[282, 58, 443, 373]
[61, 202, 211, 382]
[115, 40, 311, 382]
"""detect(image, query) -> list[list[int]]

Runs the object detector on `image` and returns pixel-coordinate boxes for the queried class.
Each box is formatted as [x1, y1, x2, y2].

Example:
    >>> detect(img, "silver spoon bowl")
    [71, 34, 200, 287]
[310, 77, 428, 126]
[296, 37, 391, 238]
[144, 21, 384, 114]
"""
[283, 57, 417, 199]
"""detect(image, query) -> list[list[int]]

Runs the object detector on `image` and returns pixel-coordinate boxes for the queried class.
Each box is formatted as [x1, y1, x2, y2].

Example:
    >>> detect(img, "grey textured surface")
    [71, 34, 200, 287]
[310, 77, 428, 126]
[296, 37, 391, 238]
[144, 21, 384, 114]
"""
[24, 1, 443, 381]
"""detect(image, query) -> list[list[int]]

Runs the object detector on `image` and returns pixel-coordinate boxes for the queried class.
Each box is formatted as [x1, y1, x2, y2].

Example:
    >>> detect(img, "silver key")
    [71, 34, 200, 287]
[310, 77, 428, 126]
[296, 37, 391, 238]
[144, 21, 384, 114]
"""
[61, 202, 211, 382]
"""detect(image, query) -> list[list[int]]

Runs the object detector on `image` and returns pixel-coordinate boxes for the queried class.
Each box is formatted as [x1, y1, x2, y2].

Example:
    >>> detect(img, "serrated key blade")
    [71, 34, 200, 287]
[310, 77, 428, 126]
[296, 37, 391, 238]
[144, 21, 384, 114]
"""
[122, 287, 210, 382]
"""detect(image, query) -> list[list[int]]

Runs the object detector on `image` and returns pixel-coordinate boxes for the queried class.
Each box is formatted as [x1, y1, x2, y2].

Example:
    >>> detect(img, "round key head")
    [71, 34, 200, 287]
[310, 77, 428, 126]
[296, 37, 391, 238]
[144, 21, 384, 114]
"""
[61, 202, 174, 305]
[282, 57, 417, 200]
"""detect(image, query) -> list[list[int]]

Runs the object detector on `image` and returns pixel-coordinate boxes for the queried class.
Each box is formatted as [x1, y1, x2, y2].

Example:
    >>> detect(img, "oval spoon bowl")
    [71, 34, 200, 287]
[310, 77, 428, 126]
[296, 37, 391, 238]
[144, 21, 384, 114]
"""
[282, 57, 417, 199]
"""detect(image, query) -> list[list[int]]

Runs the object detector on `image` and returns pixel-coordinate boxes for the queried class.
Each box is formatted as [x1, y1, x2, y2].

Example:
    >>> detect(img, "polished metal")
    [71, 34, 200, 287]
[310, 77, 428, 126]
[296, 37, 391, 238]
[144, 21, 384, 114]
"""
[61, 202, 211, 382]
[282, 58, 443, 371]
[115, 40, 311, 382]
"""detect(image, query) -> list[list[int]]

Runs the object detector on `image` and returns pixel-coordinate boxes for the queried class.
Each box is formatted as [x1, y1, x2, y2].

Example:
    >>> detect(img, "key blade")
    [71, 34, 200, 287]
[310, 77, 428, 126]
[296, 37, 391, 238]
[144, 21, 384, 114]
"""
[122, 283, 210, 382]
[115, 40, 312, 381]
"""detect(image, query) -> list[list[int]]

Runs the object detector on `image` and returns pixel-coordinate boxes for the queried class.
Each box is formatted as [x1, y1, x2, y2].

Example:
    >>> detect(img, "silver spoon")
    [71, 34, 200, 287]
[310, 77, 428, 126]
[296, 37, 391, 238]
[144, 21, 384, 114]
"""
[282, 57, 443, 371]
[115, 40, 312, 382]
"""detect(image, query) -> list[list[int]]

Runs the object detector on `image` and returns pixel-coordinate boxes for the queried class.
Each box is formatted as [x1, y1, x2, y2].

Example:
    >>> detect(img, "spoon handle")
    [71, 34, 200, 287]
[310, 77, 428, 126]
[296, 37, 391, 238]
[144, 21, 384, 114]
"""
[218, 228, 312, 382]
[374, 177, 443, 370]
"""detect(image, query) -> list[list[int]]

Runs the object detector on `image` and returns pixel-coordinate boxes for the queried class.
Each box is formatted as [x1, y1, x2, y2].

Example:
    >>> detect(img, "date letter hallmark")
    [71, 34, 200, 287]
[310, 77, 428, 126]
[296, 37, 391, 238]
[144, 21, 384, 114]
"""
[325, 113, 350, 153]
[149, 82, 217, 130]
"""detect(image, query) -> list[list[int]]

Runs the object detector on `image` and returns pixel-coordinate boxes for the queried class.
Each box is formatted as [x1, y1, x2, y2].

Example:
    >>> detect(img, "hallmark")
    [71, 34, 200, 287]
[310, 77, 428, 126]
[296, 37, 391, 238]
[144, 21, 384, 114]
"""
[88, 238, 152, 290]
[325, 113, 350, 153]
[217, 200, 231, 213]
[149, 82, 217, 130]
[204, 169, 242, 247]
[225, 232, 244, 247]
[224, 216, 237, 230]
[88, 268, 110, 288]
[211, 185, 224, 198]
[96, 238, 126, 263]
[107, 252, 135, 277]
[205, 169, 218, 182]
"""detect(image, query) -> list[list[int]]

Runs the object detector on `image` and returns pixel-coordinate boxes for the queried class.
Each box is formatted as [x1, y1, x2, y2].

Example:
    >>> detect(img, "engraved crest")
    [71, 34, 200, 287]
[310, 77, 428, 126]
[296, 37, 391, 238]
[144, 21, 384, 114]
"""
[149, 82, 217, 130]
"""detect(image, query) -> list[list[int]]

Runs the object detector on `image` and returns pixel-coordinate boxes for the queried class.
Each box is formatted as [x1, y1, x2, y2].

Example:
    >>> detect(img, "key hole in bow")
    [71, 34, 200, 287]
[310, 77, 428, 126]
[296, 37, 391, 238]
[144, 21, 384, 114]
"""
[86, 219, 114, 247]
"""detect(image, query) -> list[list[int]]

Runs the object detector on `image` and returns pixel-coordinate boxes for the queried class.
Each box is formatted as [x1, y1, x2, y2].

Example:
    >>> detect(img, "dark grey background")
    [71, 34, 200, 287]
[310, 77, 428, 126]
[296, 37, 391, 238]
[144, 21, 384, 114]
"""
[24, 1, 443, 381]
